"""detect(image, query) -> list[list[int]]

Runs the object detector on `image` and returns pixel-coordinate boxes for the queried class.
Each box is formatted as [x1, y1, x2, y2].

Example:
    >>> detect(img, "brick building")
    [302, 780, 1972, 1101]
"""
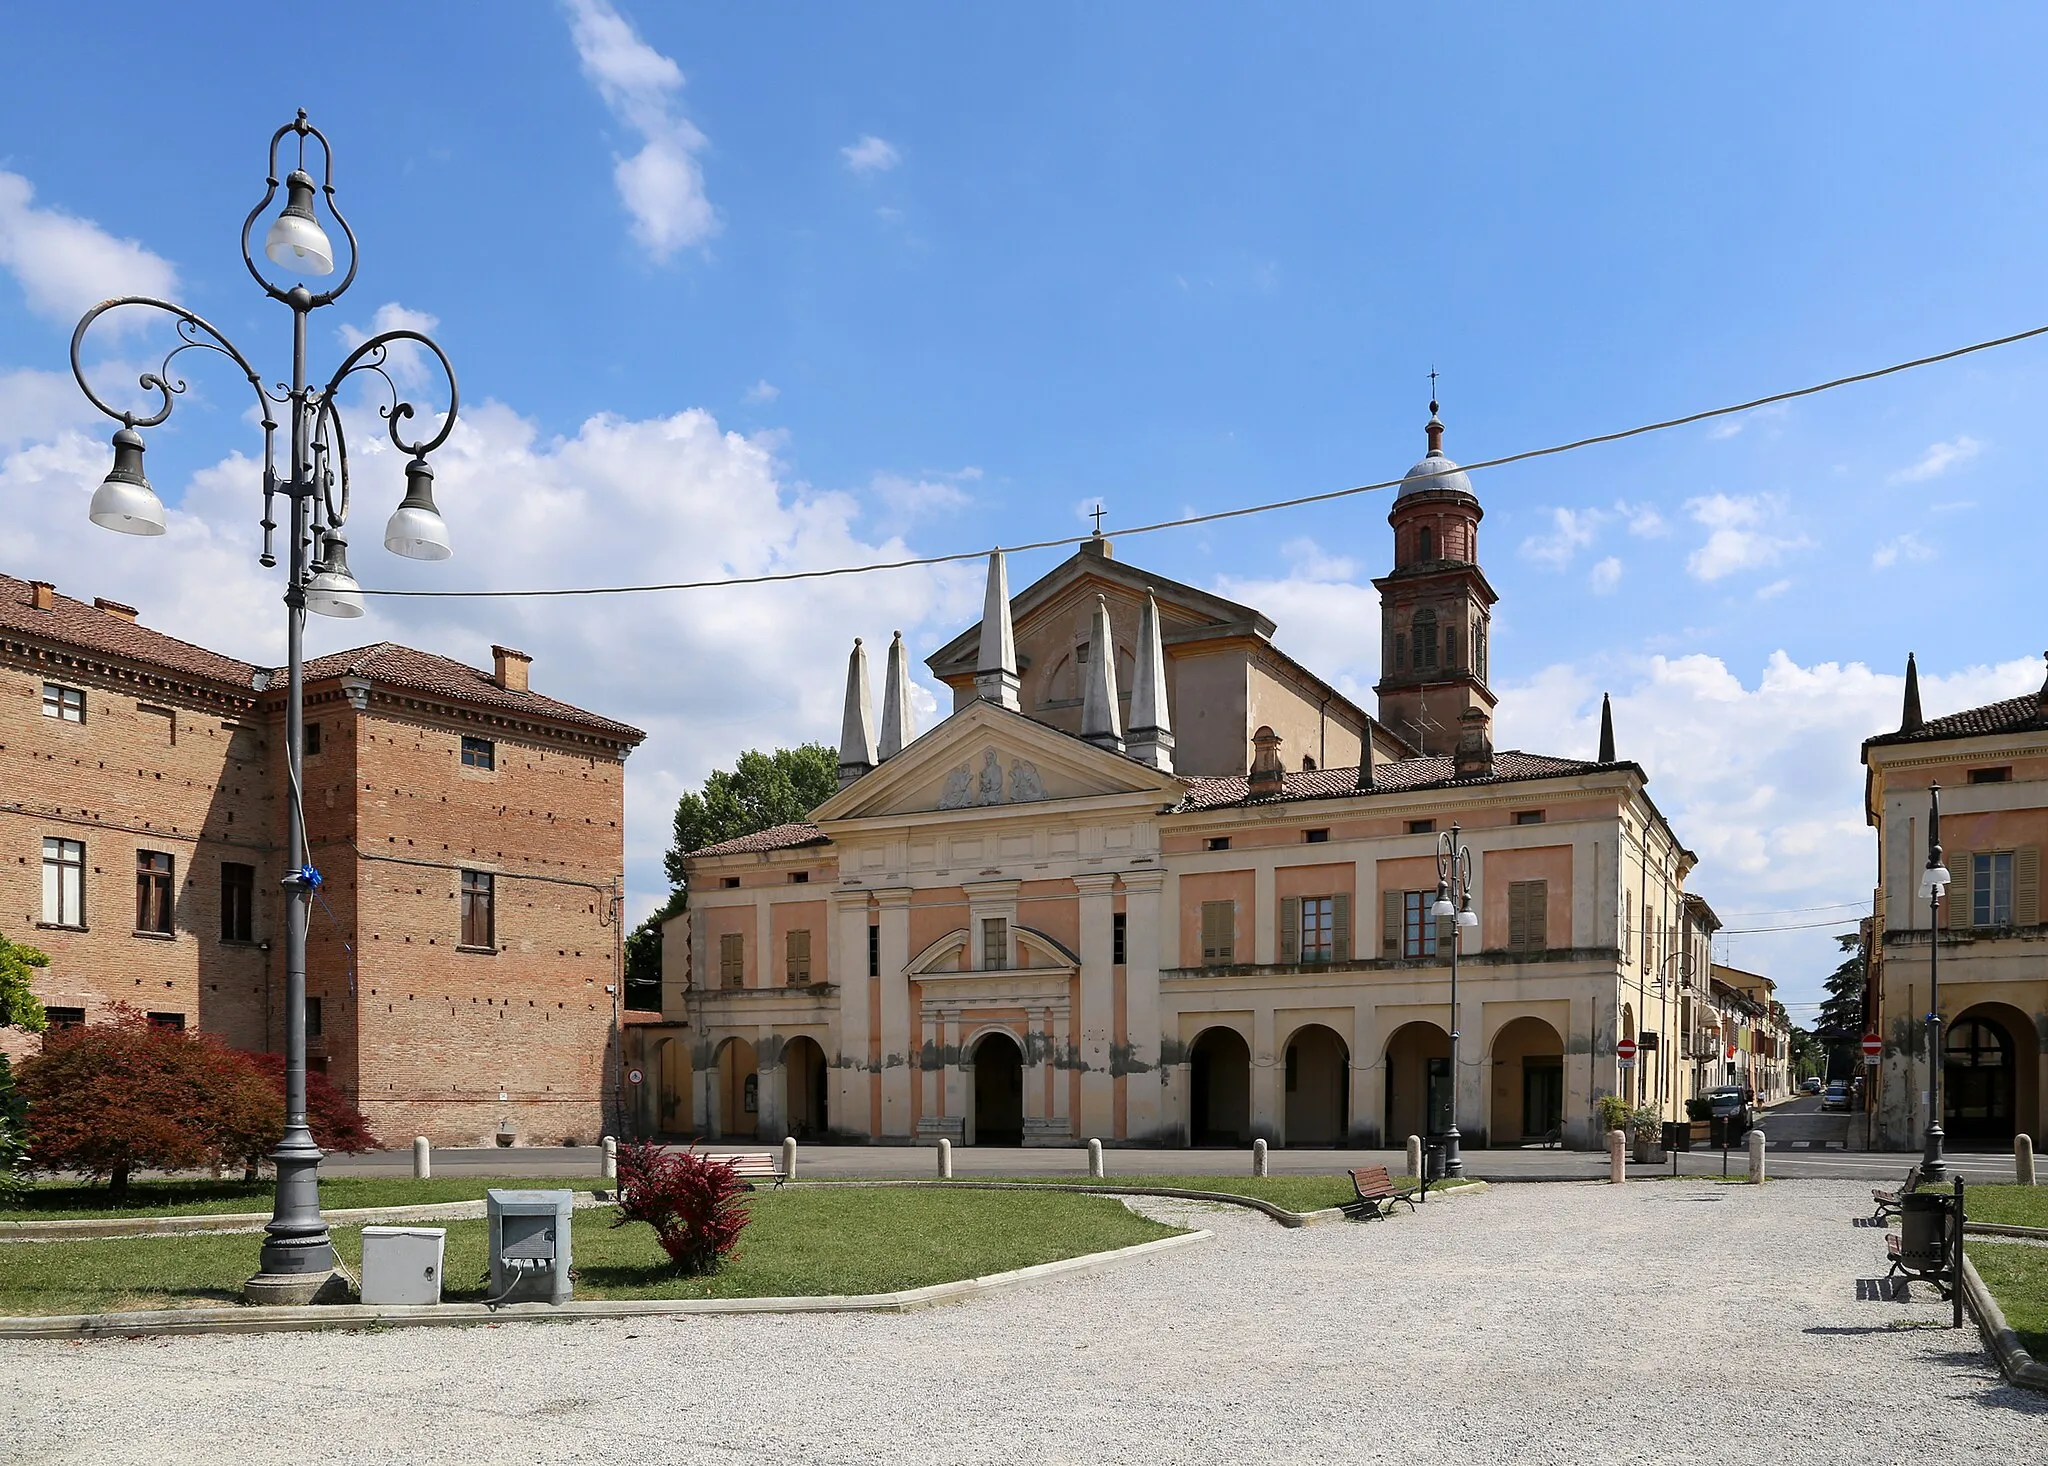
[0, 572, 643, 1145]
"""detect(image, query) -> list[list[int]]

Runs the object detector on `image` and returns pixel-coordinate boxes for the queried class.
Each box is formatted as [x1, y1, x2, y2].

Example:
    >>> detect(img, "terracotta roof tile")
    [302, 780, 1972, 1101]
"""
[0, 572, 260, 689]
[1864, 691, 2048, 748]
[688, 822, 829, 859]
[296, 643, 643, 741]
[1171, 750, 1612, 812]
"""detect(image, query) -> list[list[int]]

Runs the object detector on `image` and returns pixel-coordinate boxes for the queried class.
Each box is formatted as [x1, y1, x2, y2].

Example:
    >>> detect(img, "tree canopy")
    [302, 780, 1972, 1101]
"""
[0, 929, 49, 1033]
[1814, 934, 1867, 1077]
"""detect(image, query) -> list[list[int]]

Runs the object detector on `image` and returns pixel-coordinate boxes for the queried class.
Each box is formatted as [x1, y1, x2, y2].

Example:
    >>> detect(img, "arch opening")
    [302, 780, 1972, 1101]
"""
[970, 1030, 1025, 1147]
[1283, 1024, 1349, 1146]
[783, 1035, 829, 1140]
[654, 1037, 692, 1139]
[1189, 1026, 1252, 1146]
[1946, 1004, 2038, 1144]
[1490, 1016, 1566, 1147]
[1384, 1021, 1451, 1143]
[716, 1036, 758, 1140]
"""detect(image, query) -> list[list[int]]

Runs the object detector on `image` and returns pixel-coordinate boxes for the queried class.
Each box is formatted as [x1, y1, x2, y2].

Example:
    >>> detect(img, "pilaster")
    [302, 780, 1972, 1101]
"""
[1074, 872, 1118, 1136]
[1121, 869, 1166, 1141]
[876, 887, 913, 1139]
[832, 889, 874, 1137]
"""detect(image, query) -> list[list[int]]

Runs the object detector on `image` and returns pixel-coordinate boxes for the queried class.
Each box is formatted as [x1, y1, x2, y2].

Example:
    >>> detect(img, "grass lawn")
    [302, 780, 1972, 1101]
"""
[0, 1176, 610, 1222]
[1947, 1183, 2048, 1232]
[0, 1187, 1181, 1316]
[1966, 1240, 2048, 1359]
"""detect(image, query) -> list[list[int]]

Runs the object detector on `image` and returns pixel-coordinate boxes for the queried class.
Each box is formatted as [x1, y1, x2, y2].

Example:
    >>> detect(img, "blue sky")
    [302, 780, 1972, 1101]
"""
[4, 4, 2047, 1021]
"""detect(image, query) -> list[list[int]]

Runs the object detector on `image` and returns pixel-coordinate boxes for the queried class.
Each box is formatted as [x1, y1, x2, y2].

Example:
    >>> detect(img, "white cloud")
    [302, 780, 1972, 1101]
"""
[0, 395, 985, 929]
[564, 0, 718, 260]
[1755, 578, 1792, 601]
[1889, 435, 1981, 484]
[1617, 501, 1668, 538]
[1494, 650, 2042, 1007]
[0, 170, 177, 327]
[338, 302, 443, 390]
[1707, 420, 1743, 441]
[1519, 506, 1603, 569]
[1589, 556, 1622, 594]
[0, 368, 98, 451]
[1684, 492, 1810, 582]
[871, 470, 972, 517]
[1871, 533, 1934, 570]
[1215, 541, 1380, 706]
[743, 379, 779, 404]
[841, 136, 901, 175]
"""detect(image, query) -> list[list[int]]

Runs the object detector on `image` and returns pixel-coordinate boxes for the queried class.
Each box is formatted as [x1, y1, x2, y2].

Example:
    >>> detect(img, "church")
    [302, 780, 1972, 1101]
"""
[652, 407, 1705, 1150]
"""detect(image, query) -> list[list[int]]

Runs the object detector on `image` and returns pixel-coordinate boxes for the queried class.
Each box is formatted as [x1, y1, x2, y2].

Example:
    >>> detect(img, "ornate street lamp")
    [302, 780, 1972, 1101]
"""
[1918, 783, 1952, 1183]
[70, 112, 459, 1303]
[1432, 823, 1481, 1178]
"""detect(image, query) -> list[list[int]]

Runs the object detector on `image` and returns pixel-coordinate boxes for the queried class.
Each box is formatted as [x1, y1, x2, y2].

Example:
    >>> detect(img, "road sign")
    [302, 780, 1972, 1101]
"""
[1616, 1038, 1638, 1063]
[627, 1068, 644, 1085]
[1861, 1034, 1883, 1063]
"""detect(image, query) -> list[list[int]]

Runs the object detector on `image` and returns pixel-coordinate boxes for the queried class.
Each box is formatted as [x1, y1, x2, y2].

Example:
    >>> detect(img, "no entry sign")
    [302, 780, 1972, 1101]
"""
[1616, 1038, 1638, 1063]
[1861, 1034, 1883, 1063]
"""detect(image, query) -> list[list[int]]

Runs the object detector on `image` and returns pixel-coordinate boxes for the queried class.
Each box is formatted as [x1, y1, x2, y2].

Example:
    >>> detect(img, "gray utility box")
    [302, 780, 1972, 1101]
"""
[360, 1225, 446, 1306]
[486, 1188, 574, 1306]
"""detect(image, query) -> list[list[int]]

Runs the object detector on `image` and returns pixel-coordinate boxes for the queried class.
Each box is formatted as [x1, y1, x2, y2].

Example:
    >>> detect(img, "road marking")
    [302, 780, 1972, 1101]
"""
[1792, 1141, 1810, 1149]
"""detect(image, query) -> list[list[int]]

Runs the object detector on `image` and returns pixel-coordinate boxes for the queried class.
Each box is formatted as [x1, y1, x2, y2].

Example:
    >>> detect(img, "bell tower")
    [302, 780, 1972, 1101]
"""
[1372, 401, 1498, 756]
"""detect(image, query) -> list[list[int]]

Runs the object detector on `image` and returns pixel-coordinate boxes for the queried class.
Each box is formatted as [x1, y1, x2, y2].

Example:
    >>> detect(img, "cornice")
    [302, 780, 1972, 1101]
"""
[1, 635, 260, 716]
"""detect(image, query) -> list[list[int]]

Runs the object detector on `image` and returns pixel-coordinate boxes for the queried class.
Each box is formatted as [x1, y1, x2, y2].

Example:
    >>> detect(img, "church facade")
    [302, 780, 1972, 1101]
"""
[656, 411, 1709, 1150]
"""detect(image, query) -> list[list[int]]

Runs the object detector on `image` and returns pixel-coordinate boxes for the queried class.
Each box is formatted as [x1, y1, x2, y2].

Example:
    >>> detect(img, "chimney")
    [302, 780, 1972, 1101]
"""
[29, 581, 55, 612]
[93, 597, 138, 623]
[1454, 707, 1495, 780]
[492, 645, 532, 692]
[1248, 725, 1285, 798]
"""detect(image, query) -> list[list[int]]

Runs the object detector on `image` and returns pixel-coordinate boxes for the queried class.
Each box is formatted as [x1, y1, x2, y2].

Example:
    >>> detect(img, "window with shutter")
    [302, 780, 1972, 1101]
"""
[719, 932, 745, 988]
[1279, 896, 1302, 963]
[1201, 901, 1236, 964]
[1973, 852, 2014, 927]
[1332, 892, 1351, 962]
[1946, 852, 1969, 929]
[2016, 847, 2041, 927]
[1437, 912, 1456, 964]
[1508, 880, 1548, 953]
[1402, 892, 1439, 959]
[786, 928, 811, 984]
[1382, 890, 1402, 956]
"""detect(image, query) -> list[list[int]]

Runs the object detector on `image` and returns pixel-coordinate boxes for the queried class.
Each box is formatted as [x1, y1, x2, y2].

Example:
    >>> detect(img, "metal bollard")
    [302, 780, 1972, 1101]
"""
[1608, 1128, 1626, 1184]
[413, 1136, 431, 1180]
[782, 1135, 798, 1182]
[1088, 1138, 1104, 1179]
[1252, 1138, 1268, 1177]
[937, 1137, 952, 1179]
[1406, 1134, 1422, 1179]
[1747, 1127, 1767, 1184]
[601, 1135, 616, 1180]
[2017, 1133, 2036, 1186]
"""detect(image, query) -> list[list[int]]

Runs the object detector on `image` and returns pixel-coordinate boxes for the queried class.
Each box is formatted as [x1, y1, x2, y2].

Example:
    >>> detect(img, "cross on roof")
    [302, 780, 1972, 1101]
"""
[1090, 503, 1107, 534]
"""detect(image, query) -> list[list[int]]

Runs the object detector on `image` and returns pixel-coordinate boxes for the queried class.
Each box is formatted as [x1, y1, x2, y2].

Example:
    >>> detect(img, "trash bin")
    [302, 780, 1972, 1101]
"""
[1897, 1191, 1952, 1275]
[1424, 1142, 1445, 1183]
[1662, 1121, 1691, 1154]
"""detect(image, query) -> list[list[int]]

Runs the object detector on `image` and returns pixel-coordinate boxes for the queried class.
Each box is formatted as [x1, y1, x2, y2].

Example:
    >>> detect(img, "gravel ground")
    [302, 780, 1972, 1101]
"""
[1, 1179, 2040, 1465]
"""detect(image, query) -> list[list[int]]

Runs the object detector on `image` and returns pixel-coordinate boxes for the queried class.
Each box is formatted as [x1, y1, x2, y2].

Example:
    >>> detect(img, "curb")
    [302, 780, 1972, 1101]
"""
[1965, 1222, 2048, 1243]
[780, 1177, 1488, 1227]
[1961, 1250, 2048, 1395]
[0, 1192, 611, 1243]
[0, 1229, 1210, 1341]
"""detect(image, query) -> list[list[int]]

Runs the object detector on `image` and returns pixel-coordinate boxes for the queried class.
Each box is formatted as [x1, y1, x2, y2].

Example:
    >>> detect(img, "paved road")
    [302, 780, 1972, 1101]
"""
[326, 1137, 2027, 1185]
[3, 1179, 2037, 1464]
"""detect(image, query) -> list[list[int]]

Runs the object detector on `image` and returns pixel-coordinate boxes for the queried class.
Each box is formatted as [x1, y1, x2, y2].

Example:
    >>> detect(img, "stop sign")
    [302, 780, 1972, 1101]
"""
[1616, 1038, 1638, 1062]
[1861, 1034, 1883, 1063]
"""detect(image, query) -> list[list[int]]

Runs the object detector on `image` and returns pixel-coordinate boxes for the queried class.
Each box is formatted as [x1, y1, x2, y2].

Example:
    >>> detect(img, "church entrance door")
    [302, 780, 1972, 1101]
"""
[971, 1031, 1025, 1147]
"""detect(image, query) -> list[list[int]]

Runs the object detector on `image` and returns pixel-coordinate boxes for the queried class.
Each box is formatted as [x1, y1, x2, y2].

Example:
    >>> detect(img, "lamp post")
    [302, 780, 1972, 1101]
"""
[1432, 823, 1481, 1177]
[70, 112, 460, 1302]
[1919, 783, 1953, 1183]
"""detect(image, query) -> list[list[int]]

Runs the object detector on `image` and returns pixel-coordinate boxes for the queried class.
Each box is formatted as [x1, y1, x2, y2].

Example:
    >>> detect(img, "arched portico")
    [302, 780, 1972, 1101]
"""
[654, 1036, 691, 1138]
[1189, 1025, 1252, 1145]
[1946, 1003, 2039, 1144]
[783, 1034, 829, 1140]
[1283, 1024, 1349, 1146]
[716, 1036, 759, 1140]
[1489, 1015, 1566, 1146]
[1384, 1021, 1451, 1143]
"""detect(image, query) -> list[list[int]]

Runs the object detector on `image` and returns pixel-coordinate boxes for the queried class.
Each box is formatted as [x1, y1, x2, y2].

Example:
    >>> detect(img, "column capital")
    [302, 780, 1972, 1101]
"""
[833, 886, 877, 911]
[873, 886, 914, 910]
[1072, 873, 1119, 896]
[1120, 868, 1167, 894]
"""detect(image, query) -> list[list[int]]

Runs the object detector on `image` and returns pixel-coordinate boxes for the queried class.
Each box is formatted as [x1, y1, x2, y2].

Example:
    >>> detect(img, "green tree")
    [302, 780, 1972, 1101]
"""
[1788, 1024, 1823, 1080]
[638, 744, 838, 1005]
[1814, 934, 1866, 1079]
[0, 929, 50, 1034]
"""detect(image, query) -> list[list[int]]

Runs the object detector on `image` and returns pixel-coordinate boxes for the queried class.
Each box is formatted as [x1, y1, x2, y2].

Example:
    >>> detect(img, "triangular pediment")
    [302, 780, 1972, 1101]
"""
[812, 699, 1184, 823]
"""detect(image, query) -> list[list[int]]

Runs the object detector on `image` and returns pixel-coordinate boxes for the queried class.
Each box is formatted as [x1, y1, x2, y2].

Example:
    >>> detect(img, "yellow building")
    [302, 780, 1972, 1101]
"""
[1862, 655, 2048, 1149]
[656, 409, 1718, 1150]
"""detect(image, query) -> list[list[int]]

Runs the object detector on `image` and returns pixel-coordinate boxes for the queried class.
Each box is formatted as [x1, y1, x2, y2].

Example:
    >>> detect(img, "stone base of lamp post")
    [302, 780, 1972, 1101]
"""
[243, 1270, 351, 1306]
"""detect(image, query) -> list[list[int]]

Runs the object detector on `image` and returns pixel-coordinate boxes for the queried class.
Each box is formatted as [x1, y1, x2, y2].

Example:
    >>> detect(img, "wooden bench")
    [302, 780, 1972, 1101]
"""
[709, 1152, 788, 1190]
[1870, 1163, 1921, 1222]
[1344, 1166, 1418, 1221]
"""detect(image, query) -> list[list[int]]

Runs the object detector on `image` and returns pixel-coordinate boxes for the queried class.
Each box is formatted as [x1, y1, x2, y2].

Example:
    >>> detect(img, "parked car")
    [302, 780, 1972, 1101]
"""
[1701, 1086, 1753, 1134]
[1800, 1077, 1823, 1095]
[1821, 1081, 1851, 1112]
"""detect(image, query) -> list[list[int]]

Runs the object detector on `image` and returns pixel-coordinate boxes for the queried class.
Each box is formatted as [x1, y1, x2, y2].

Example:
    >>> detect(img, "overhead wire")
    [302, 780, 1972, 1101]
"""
[358, 319, 2048, 602]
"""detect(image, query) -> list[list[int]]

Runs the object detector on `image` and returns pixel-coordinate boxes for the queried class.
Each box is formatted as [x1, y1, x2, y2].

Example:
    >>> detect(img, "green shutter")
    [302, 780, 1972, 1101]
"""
[1280, 896, 1301, 963]
[2016, 847, 2040, 927]
[1383, 889, 1402, 956]
[1947, 850, 1970, 930]
[1529, 880, 1548, 951]
[1508, 882, 1529, 952]
[1332, 893, 1351, 962]
[1437, 912, 1455, 964]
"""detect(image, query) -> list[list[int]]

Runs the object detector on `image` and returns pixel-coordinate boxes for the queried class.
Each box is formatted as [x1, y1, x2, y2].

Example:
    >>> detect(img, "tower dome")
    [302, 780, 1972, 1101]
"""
[1396, 402, 1473, 499]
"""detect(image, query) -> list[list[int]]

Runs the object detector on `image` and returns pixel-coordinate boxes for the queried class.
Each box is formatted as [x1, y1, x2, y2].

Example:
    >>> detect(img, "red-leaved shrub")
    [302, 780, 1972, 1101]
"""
[244, 1052, 380, 1156]
[611, 1141, 751, 1275]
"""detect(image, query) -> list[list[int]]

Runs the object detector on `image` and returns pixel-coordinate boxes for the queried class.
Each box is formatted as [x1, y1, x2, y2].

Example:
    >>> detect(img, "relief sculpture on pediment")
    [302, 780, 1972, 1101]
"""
[1009, 759, 1046, 802]
[939, 762, 974, 809]
[977, 749, 1005, 804]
